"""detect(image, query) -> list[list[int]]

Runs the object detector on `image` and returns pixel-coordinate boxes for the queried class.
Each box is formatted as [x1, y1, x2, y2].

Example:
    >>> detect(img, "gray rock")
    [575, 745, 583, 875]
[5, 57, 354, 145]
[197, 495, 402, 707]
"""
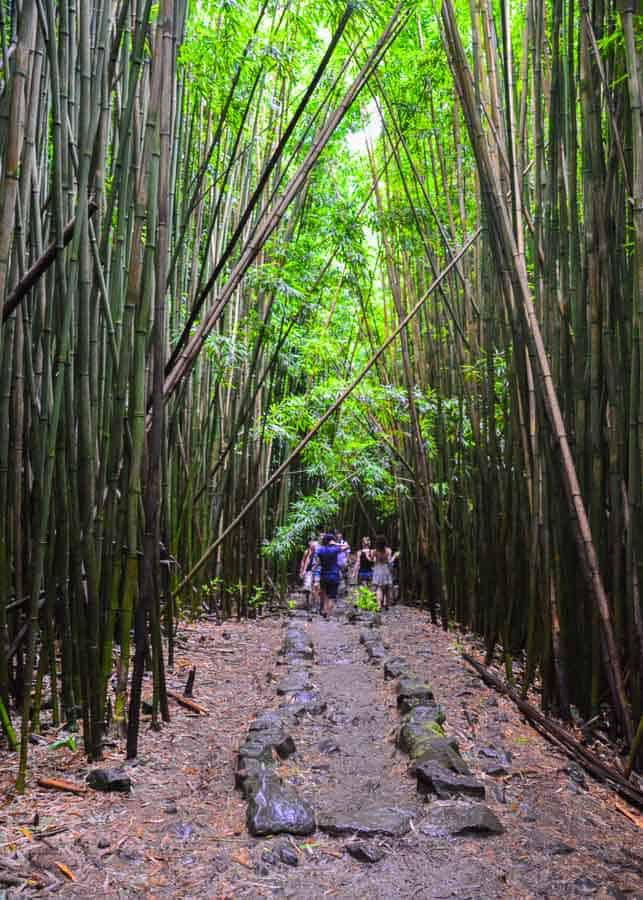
[249, 712, 284, 732]
[278, 844, 300, 866]
[246, 773, 315, 836]
[573, 877, 599, 895]
[163, 801, 178, 814]
[346, 842, 385, 863]
[397, 707, 448, 759]
[319, 805, 414, 838]
[86, 768, 132, 794]
[277, 671, 312, 694]
[239, 726, 296, 765]
[397, 677, 435, 713]
[318, 737, 340, 754]
[366, 642, 386, 662]
[482, 762, 511, 777]
[409, 736, 471, 774]
[384, 657, 410, 680]
[280, 690, 326, 716]
[415, 760, 485, 800]
[97, 837, 110, 849]
[420, 801, 504, 837]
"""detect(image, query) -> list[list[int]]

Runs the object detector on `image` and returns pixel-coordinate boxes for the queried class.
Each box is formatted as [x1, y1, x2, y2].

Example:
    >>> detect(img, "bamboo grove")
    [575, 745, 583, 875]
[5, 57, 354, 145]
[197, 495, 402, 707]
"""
[0, 0, 640, 785]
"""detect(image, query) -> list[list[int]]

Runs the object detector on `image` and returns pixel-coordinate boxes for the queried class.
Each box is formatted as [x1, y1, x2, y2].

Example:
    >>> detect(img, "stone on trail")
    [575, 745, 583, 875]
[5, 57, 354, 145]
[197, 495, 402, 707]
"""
[414, 760, 485, 800]
[410, 736, 471, 774]
[239, 723, 296, 765]
[318, 805, 414, 838]
[366, 642, 387, 662]
[420, 801, 504, 837]
[346, 842, 386, 864]
[246, 773, 315, 837]
[278, 843, 300, 867]
[280, 690, 327, 716]
[397, 706, 448, 759]
[86, 768, 132, 794]
[384, 657, 410, 680]
[276, 671, 312, 695]
[318, 737, 340, 754]
[397, 677, 435, 713]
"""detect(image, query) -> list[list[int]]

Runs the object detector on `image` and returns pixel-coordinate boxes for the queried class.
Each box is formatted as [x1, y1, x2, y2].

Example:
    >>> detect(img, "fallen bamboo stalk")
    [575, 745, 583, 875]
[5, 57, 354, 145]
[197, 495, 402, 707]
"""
[166, 690, 208, 715]
[36, 777, 86, 795]
[462, 653, 643, 810]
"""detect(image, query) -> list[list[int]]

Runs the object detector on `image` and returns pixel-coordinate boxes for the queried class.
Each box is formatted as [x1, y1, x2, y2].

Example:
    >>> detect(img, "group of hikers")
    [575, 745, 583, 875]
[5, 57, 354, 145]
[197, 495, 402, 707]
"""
[299, 532, 399, 617]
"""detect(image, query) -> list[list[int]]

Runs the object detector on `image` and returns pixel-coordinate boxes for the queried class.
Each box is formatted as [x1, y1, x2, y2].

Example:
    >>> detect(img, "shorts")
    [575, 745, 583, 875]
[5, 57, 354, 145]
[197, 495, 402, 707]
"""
[358, 570, 373, 583]
[320, 577, 339, 599]
[303, 571, 313, 592]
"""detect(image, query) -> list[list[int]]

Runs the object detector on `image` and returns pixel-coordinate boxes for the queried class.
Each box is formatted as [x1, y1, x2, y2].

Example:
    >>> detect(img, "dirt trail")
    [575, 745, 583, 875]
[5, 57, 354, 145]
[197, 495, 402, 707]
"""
[1, 605, 641, 898]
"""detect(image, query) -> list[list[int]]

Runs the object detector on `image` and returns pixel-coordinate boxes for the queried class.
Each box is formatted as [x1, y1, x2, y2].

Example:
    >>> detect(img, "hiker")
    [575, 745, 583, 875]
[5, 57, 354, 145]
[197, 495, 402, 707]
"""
[299, 538, 318, 611]
[353, 536, 374, 586]
[316, 533, 348, 618]
[336, 531, 350, 588]
[372, 534, 393, 611]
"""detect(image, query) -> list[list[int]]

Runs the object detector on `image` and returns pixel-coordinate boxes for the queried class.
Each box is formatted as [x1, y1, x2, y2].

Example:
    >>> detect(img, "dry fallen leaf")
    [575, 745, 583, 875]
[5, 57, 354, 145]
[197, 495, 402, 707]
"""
[231, 848, 252, 868]
[55, 861, 77, 881]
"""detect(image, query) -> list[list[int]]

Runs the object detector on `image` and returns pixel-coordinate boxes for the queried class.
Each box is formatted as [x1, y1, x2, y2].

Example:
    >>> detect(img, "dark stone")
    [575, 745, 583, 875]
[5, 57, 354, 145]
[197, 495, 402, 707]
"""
[255, 863, 271, 877]
[420, 801, 504, 837]
[278, 844, 300, 867]
[86, 768, 132, 794]
[366, 642, 386, 662]
[261, 848, 277, 865]
[97, 837, 110, 849]
[236, 759, 272, 799]
[573, 877, 599, 895]
[318, 737, 340, 755]
[163, 801, 178, 815]
[397, 678, 435, 713]
[246, 773, 315, 836]
[384, 657, 410, 680]
[346, 842, 385, 863]
[565, 763, 588, 789]
[142, 700, 154, 715]
[485, 697, 499, 708]
[409, 736, 471, 774]
[277, 672, 312, 695]
[347, 610, 381, 627]
[481, 762, 511, 777]
[546, 842, 575, 856]
[415, 760, 485, 800]
[280, 691, 326, 716]
[318, 805, 414, 838]
[238, 736, 275, 766]
[249, 712, 284, 732]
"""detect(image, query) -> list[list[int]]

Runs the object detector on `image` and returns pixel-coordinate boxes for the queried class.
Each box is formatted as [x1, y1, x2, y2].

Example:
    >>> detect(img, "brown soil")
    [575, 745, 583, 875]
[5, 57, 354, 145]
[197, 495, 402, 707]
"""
[1, 606, 641, 898]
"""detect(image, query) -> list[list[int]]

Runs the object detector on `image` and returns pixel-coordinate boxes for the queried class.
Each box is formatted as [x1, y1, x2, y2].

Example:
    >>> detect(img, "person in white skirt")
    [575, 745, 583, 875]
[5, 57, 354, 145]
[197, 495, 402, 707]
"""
[372, 534, 393, 611]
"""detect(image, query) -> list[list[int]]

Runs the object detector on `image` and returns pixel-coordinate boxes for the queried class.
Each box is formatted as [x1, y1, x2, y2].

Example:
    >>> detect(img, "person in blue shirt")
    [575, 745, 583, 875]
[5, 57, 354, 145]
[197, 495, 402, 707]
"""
[316, 532, 348, 618]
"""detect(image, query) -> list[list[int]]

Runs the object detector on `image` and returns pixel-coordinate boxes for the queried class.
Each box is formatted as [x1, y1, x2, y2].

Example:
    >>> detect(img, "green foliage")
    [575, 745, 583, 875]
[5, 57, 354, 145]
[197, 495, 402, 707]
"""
[354, 584, 379, 611]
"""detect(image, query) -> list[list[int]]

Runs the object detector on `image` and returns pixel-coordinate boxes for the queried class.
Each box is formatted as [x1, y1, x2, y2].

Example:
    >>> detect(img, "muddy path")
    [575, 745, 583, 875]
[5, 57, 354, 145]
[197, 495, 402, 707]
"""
[1, 604, 641, 898]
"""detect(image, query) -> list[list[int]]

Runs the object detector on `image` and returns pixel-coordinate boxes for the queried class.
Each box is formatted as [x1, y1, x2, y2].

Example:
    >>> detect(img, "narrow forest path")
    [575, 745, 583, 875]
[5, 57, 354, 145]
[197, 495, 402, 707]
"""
[1, 604, 641, 898]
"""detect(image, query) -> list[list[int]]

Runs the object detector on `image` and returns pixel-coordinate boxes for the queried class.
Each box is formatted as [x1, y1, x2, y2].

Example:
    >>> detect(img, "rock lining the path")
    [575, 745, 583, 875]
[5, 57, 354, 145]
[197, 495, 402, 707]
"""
[276, 670, 313, 694]
[384, 657, 411, 680]
[420, 801, 504, 836]
[414, 759, 485, 799]
[346, 842, 386, 863]
[319, 805, 414, 838]
[397, 676, 435, 712]
[246, 772, 316, 836]
[237, 617, 321, 837]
